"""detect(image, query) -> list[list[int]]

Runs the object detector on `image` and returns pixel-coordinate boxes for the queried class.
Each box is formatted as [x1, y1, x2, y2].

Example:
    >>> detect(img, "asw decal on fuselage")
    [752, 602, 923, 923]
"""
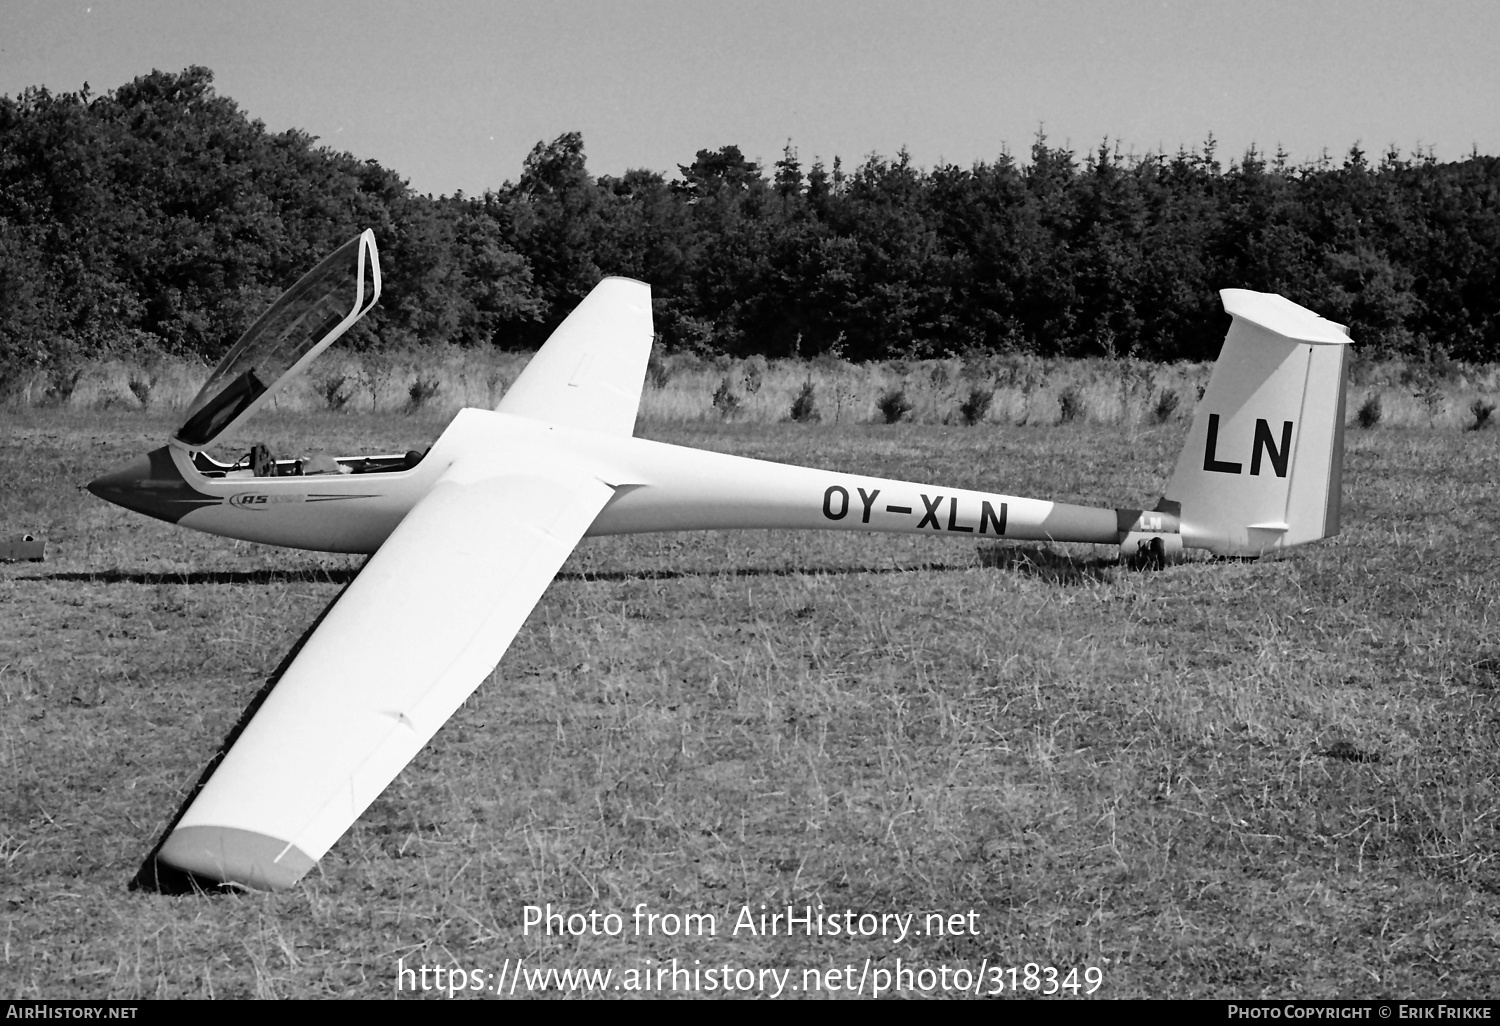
[1202, 415, 1294, 477]
[228, 492, 378, 510]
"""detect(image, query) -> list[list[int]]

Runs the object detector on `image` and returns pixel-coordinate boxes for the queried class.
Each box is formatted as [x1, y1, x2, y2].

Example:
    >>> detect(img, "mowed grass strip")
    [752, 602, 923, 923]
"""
[0, 409, 1496, 999]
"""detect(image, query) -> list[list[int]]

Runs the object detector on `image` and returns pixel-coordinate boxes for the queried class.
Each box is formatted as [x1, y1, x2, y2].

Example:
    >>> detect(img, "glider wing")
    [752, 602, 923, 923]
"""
[495, 277, 653, 436]
[153, 452, 615, 890]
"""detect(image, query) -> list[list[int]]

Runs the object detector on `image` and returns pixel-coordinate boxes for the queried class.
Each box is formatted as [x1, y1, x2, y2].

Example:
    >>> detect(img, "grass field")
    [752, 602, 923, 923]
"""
[1, 404, 1497, 1000]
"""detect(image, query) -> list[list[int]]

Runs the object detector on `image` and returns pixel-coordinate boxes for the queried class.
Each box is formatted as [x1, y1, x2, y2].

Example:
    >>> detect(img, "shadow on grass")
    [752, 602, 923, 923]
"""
[30, 552, 1146, 591]
[976, 542, 1122, 584]
[558, 561, 975, 583]
[31, 562, 983, 588]
[21, 568, 362, 586]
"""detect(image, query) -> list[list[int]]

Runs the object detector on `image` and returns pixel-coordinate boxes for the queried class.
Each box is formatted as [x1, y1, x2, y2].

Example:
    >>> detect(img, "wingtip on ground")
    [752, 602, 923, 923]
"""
[130, 855, 234, 896]
[139, 825, 317, 893]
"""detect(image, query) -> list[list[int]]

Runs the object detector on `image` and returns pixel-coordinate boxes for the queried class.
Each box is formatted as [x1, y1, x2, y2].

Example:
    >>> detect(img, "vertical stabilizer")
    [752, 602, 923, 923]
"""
[1166, 290, 1351, 556]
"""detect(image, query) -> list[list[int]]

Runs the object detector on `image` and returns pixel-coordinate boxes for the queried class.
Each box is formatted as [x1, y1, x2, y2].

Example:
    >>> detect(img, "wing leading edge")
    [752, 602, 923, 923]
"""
[154, 453, 615, 890]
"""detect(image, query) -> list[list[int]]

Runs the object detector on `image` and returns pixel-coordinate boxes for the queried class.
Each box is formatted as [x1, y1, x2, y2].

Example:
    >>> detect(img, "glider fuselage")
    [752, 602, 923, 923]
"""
[90, 408, 1153, 556]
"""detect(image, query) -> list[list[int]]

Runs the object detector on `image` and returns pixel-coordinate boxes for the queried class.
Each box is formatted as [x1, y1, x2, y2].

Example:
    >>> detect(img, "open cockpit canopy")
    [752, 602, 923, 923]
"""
[174, 230, 381, 449]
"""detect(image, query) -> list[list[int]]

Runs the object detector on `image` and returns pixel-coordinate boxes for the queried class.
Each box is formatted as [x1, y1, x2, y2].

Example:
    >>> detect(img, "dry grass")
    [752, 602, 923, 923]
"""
[1, 407, 1497, 999]
[9, 349, 1500, 430]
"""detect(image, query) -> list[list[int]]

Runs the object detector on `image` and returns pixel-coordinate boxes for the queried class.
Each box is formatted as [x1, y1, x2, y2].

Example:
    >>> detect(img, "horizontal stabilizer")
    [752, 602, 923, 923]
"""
[1219, 289, 1353, 346]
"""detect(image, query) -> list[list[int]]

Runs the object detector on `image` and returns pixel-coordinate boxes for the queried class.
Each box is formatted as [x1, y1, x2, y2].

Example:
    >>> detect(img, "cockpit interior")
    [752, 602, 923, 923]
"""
[190, 446, 426, 479]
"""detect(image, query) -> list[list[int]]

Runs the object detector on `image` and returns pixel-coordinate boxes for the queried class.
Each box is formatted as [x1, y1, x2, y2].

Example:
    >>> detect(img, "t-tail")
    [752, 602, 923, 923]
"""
[1148, 289, 1352, 558]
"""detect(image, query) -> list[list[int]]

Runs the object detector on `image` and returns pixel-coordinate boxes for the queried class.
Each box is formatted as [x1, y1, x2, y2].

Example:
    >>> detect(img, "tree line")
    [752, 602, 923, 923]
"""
[2, 66, 1497, 381]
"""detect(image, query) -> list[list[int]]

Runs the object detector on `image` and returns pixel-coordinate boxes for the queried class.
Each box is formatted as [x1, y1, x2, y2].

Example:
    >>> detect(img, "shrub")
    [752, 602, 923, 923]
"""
[1058, 386, 1084, 424]
[958, 386, 994, 426]
[645, 346, 671, 390]
[1346, 351, 1378, 387]
[406, 375, 442, 412]
[318, 373, 351, 411]
[41, 366, 83, 406]
[1413, 383, 1444, 422]
[361, 353, 396, 410]
[812, 332, 848, 370]
[127, 374, 153, 408]
[1470, 397, 1495, 431]
[741, 355, 766, 395]
[790, 378, 820, 423]
[1356, 393, 1382, 429]
[876, 387, 913, 424]
[1151, 389, 1180, 424]
[485, 369, 507, 405]
[712, 376, 741, 419]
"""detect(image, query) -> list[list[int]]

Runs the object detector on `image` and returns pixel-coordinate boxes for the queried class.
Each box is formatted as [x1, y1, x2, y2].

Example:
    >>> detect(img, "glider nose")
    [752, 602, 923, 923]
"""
[87, 453, 154, 506]
[87, 447, 220, 524]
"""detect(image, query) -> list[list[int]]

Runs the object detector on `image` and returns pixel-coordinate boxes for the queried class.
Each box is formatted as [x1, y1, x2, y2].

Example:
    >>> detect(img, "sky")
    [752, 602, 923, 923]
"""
[3, 0, 1497, 198]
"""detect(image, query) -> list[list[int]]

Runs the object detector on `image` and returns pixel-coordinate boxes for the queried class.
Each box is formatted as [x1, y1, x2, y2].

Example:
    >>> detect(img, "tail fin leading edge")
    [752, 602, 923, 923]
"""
[1165, 289, 1352, 557]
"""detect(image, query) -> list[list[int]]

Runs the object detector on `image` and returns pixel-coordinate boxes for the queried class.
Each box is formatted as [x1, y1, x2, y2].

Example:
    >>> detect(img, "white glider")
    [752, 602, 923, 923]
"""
[89, 230, 1353, 891]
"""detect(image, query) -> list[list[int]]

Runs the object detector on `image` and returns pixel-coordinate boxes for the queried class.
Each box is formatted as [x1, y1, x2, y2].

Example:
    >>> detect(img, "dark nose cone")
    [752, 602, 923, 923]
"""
[88, 452, 154, 505]
[88, 447, 221, 524]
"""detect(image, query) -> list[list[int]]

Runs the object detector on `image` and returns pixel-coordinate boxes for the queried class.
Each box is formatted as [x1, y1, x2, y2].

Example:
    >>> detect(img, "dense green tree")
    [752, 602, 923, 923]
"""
[675, 145, 763, 199]
[0, 67, 542, 378]
[773, 143, 804, 200]
[4, 65, 1500, 378]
